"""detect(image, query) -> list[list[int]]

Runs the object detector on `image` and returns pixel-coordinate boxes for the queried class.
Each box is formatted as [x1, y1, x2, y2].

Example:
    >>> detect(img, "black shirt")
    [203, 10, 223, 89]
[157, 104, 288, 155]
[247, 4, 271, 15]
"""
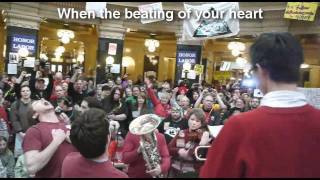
[158, 117, 189, 144]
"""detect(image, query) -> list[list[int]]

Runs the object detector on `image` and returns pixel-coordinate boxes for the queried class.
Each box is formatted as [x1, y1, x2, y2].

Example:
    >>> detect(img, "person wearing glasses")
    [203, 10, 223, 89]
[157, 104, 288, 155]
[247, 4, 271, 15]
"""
[193, 89, 227, 126]
[201, 33, 320, 178]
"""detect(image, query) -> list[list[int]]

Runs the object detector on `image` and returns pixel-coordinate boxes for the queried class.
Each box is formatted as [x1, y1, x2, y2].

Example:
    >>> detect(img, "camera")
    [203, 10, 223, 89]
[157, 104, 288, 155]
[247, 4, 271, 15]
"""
[55, 106, 63, 115]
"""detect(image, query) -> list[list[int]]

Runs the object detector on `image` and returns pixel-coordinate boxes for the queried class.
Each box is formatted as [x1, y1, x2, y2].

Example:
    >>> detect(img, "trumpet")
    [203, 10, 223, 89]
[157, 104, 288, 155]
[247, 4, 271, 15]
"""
[194, 145, 211, 161]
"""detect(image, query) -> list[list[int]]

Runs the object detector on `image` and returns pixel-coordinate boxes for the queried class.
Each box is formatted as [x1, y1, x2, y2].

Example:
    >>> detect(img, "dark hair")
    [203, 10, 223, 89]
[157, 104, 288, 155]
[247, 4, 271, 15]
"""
[0, 136, 8, 143]
[250, 32, 303, 83]
[102, 85, 112, 92]
[110, 87, 123, 101]
[57, 97, 73, 107]
[70, 108, 109, 159]
[82, 96, 103, 109]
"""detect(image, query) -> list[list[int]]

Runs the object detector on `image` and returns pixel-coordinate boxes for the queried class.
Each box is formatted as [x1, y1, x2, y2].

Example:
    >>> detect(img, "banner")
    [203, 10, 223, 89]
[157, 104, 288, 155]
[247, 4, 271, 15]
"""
[10, 34, 36, 53]
[284, 2, 318, 22]
[177, 51, 197, 64]
[85, 2, 107, 18]
[214, 71, 232, 80]
[183, 2, 240, 41]
[138, 2, 164, 24]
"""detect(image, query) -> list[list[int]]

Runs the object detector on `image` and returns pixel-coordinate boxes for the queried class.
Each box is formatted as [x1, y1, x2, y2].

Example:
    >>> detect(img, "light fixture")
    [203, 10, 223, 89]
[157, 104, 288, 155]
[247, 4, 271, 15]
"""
[145, 38, 160, 52]
[57, 29, 75, 44]
[228, 41, 246, 57]
[18, 48, 29, 58]
[40, 53, 48, 61]
[236, 56, 247, 66]
[55, 46, 65, 53]
[300, 64, 310, 68]
[77, 54, 84, 64]
[106, 56, 114, 66]
[54, 51, 62, 58]
[125, 48, 131, 53]
[231, 49, 240, 57]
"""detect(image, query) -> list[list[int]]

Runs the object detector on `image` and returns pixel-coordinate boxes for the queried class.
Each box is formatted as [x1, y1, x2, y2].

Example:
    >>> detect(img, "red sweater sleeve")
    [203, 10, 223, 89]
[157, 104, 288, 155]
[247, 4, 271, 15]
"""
[200, 116, 247, 178]
[122, 133, 140, 164]
[157, 133, 171, 173]
[146, 88, 160, 107]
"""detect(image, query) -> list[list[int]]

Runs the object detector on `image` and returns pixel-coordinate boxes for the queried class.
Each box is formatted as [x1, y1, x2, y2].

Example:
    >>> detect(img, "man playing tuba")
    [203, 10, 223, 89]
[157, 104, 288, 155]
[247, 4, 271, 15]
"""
[122, 114, 171, 178]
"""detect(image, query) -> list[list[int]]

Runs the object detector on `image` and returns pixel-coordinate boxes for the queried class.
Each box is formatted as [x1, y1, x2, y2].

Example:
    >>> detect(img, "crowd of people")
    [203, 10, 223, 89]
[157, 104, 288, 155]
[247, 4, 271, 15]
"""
[0, 32, 318, 178]
[0, 57, 261, 178]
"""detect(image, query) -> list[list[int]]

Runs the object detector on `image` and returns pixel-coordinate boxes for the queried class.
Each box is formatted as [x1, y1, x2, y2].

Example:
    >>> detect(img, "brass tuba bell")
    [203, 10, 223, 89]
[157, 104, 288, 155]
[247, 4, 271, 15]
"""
[129, 114, 163, 178]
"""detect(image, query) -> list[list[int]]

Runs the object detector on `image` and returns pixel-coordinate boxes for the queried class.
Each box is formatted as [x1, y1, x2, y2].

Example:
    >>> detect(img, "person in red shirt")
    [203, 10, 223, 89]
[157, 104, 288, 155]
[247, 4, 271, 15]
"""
[145, 78, 171, 119]
[200, 32, 320, 178]
[22, 98, 77, 178]
[61, 108, 128, 178]
[122, 128, 171, 178]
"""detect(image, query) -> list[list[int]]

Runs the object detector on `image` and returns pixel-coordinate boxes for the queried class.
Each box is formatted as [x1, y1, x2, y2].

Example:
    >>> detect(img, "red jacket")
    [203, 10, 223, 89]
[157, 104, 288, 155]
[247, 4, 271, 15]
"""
[146, 88, 171, 118]
[0, 107, 11, 133]
[200, 105, 320, 178]
[122, 132, 171, 178]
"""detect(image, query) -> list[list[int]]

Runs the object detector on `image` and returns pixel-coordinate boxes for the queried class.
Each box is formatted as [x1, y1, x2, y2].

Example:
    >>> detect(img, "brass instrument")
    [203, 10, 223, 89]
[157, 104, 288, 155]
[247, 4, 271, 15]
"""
[129, 114, 163, 178]
[106, 101, 123, 122]
[194, 145, 211, 161]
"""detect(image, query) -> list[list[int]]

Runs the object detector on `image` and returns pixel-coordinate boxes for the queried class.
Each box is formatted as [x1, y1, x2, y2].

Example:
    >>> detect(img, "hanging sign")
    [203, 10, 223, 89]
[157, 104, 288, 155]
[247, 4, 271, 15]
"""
[10, 34, 36, 54]
[177, 51, 197, 64]
[183, 2, 240, 40]
[284, 2, 318, 22]
[194, 64, 204, 75]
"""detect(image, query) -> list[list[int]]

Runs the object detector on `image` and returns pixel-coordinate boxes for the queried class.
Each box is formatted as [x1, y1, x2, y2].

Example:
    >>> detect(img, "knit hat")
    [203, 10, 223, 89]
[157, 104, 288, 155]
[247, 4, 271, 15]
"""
[171, 106, 183, 118]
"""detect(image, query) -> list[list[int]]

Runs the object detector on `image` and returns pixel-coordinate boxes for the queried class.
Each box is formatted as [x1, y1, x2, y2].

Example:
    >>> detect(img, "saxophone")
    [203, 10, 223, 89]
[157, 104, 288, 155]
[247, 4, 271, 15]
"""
[106, 101, 123, 122]
[129, 114, 163, 178]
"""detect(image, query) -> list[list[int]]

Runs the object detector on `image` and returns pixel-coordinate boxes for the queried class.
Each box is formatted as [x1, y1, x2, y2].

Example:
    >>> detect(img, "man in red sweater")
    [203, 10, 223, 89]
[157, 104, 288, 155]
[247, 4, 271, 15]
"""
[200, 32, 320, 178]
[61, 108, 128, 178]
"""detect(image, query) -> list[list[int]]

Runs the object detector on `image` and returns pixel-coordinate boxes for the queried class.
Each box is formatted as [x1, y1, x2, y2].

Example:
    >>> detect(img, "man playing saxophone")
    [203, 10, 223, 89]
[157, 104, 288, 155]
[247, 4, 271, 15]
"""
[122, 114, 171, 178]
[101, 87, 131, 135]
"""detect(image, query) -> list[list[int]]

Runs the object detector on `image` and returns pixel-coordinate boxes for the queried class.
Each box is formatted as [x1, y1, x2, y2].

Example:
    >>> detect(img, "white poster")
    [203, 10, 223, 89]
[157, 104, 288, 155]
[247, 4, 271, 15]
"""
[181, 70, 196, 79]
[23, 57, 35, 68]
[208, 125, 224, 138]
[86, 2, 107, 18]
[9, 52, 19, 63]
[110, 64, 120, 74]
[183, 2, 240, 41]
[57, 65, 63, 72]
[108, 43, 117, 55]
[138, 2, 165, 24]
[297, 88, 320, 109]
[7, 63, 17, 74]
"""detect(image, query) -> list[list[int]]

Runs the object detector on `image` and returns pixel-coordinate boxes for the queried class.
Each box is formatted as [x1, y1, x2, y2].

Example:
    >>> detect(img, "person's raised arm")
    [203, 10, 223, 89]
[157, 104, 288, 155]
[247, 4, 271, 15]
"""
[15, 71, 27, 85]
[213, 89, 227, 110]
[194, 89, 207, 108]
[70, 69, 80, 84]
[170, 87, 181, 109]
[145, 78, 160, 106]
